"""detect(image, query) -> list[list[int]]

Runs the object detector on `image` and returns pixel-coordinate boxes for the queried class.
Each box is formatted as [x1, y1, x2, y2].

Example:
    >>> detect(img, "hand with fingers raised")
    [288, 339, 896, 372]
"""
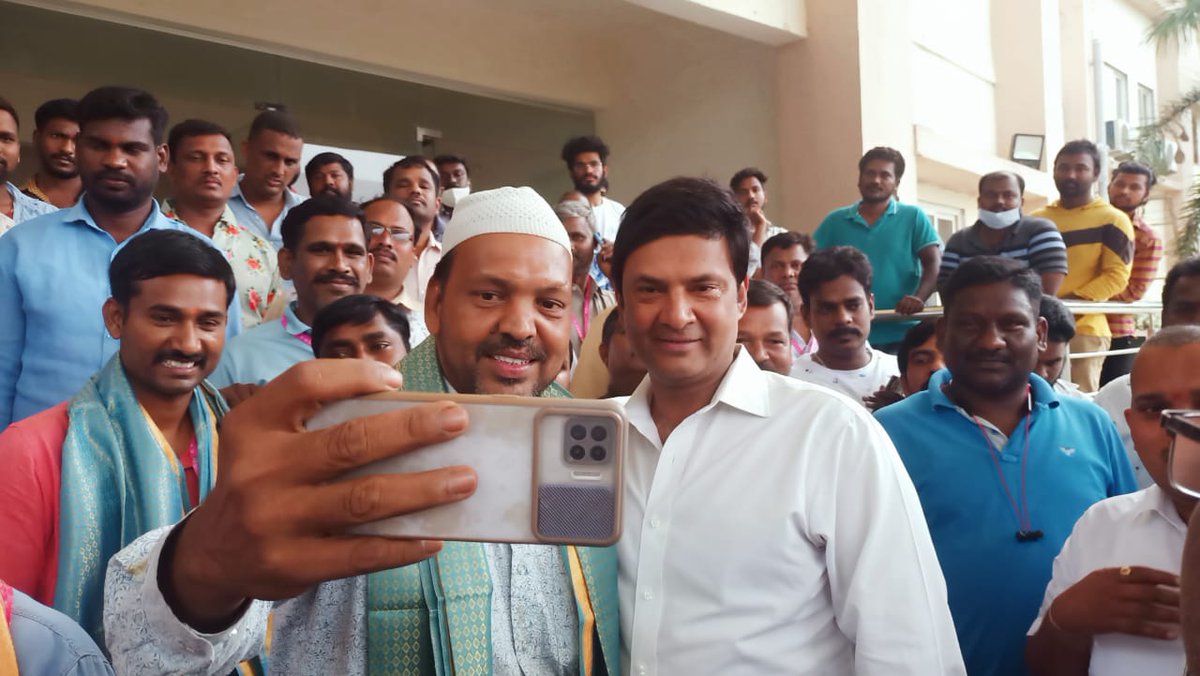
[161, 358, 478, 633]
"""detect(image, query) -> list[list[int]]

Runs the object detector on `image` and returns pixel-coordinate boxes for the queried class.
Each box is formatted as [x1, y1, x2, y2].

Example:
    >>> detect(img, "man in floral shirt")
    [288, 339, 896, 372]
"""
[163, 119, 284, 329]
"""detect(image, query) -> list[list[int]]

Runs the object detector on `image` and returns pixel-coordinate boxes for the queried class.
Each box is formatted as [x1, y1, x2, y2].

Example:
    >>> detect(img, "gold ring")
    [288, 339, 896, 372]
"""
[1120, 566, 1132, 577]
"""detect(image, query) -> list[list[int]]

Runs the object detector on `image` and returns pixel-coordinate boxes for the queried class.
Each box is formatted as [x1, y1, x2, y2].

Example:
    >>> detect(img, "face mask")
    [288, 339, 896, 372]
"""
[442, 186, 470, 209]
[978, 207, 1021, 230]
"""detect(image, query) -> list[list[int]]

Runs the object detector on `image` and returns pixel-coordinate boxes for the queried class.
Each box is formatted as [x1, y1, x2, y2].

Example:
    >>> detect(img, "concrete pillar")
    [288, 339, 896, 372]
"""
[776, 0, 917, 233]
[992, 0, 1064, 171]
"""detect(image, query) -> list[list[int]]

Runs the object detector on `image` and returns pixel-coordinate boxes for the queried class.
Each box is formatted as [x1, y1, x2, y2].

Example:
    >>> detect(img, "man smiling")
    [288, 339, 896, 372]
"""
[209, 195, 372, 387]
[0, 230, 234, 640]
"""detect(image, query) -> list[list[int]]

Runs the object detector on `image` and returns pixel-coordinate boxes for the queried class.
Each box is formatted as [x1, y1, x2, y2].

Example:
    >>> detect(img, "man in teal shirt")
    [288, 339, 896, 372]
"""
[814, 146, 941, 351]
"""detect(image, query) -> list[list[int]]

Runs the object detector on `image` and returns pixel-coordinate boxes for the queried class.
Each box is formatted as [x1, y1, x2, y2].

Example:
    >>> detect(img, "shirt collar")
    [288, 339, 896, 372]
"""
[925, 368, 1060, 413]
[283, 302, 312, 336]
[231, 175, 303, 208]
[1142, 484, 1189, 533]
[161, 199, 239, 230]
[848, 197, 897, 220]
[62, 197, 167, 234]
[625, 348, 771, 437]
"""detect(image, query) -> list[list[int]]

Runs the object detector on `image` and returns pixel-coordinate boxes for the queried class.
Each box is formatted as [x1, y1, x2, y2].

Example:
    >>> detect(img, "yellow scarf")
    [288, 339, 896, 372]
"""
[1, 581, 19, 674]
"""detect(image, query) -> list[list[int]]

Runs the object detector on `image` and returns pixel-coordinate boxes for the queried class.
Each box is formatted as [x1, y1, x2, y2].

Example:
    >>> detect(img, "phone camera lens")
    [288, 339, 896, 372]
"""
[590, 445, 607, 461]
[590, 426, 607, 442]
[569, 445, 586, 460]
[570, 424, 587, 441]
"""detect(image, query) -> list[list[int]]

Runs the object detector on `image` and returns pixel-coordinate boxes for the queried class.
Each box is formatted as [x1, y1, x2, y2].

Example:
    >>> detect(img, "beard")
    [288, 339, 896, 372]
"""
[573, 177, 602, 196]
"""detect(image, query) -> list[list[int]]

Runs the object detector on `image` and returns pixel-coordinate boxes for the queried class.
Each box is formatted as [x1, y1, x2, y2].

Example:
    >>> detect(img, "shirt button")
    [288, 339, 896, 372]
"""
[637, 665, 647, 675]
[649, 518, 661, 529]
[642, 589, 654, 600]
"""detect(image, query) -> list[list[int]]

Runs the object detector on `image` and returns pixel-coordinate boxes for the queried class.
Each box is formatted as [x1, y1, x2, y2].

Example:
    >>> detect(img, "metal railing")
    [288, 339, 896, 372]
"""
[874, 300, 1163, 361]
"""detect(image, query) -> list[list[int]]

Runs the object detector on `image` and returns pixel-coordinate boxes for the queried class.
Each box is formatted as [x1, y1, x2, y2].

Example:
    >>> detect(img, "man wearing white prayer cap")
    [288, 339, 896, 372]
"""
[101, 186, 621, 675]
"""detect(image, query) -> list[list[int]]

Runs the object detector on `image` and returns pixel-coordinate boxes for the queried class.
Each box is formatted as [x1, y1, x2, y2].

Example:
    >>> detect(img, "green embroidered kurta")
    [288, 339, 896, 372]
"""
[366, 339, 620, 676]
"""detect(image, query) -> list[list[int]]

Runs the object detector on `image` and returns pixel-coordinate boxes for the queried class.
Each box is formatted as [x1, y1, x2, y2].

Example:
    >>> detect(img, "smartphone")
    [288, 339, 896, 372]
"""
[306, 391, 626, 546]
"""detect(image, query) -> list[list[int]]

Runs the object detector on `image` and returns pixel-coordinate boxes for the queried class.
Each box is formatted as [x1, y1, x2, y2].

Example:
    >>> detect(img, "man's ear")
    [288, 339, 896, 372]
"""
[156, 144, 169, 173]
[102, 298, 125, 340]
[736, 278, 748, 319]
[424, 278, 443, 337]
[277, 248, 294, 281]
[1035, 316, 1049, 352]
[868, 292, 876, 318]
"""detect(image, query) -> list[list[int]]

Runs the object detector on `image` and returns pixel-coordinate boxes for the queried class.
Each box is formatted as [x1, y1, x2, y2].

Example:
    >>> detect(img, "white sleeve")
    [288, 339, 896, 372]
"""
[103, 525, 271, 675]
[1027, 512, 1089, 635]
[812, 409, 966, 675]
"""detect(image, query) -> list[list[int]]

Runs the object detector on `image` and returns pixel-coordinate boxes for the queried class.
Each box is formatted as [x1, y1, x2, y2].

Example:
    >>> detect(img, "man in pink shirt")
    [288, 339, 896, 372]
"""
[0, 229, 233, 640]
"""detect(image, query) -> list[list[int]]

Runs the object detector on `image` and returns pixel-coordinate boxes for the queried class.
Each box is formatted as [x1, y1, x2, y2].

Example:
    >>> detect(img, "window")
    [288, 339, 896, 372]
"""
[1138, 84, 1156, 126]
[1104, 64, 1130, 125]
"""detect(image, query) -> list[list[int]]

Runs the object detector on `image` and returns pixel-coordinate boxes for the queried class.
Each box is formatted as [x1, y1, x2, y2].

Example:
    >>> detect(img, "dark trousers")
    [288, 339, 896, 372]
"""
[1099, 335, 1144, 387]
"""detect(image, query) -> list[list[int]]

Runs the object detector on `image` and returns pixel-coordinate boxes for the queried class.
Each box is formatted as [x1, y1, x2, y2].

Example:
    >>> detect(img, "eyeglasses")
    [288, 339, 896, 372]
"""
[1165, 410, 1200, 498]
[368, 225, 413, 242]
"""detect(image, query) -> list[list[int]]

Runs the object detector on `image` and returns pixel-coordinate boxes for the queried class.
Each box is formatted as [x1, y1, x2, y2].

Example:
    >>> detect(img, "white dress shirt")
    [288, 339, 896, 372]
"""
[790, 347, 900, 404]
[1093, 374, 1151, 488]
[404, 233, 444, 304]
[617, 349, 964, 675]
[1028, 486, 1186, 675]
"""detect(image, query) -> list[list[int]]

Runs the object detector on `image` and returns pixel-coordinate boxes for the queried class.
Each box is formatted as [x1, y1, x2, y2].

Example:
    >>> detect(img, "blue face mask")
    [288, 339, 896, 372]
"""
[978, 207, 1021, 230]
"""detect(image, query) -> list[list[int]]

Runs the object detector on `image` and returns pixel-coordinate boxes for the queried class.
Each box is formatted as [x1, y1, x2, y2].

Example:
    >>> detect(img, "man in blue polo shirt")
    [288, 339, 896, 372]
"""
[875, 256, 1135, 676]
[0, 86, 240, 427]
[814, 146, 941, 351]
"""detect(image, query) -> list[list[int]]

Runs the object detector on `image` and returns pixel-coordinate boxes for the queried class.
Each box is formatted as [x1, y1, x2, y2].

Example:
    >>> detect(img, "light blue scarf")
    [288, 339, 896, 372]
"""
[53, 356, 226, 642]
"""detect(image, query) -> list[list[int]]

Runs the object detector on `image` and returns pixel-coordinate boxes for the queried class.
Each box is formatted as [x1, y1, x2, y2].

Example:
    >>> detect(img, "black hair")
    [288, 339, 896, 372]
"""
[1054, 139, 1102, 173]
[796, 246, 872, 306]
[76, 86, 168, 145]
[561, 135, 611, 168]
[248, 109, 301, 140]
[609, 177, 749, 292]
[1164, 256, 1200, 308]
[600, 308, 622, 348]
[433, 154, 469, 175]
[305, 151, 354, 182]
[280, 196, 368, 251]
[1112, 160, 1157, 191]
[761, 231, 815, 263]
[1038, 294, 1076, 343]
[747, 279, 793, 328]
[109, 230, 235, 307]
[0, 96, 16, 128]
[167, 119, 232, 162]
[858, 146, 906, 181]
[898, 320, 938, 376]
[431, 249, 456, 289]
[729, 167, 767, 192]
[34, 98, 77, 128]
[978, 170, 1025, 196]
[311, 294, 412, 356]
[941, 255, 1042, 312]
[382, 155, 440, 194]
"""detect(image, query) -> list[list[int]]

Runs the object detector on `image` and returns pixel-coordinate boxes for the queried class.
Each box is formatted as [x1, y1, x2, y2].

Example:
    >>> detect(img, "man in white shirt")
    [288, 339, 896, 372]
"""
[1095, 256, 1200, 488]
[790, 245, 900, 404]
[361, 197, 429, 346]
[384, 156, 444, 303]
[1025, 325, 1200, 675]
[561, 135, 624, 242]
[608, 176, 964, 675]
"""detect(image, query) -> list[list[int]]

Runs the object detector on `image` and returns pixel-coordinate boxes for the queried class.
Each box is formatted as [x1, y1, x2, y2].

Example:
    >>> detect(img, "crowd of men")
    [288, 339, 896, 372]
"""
[0, 83, 1198, 676]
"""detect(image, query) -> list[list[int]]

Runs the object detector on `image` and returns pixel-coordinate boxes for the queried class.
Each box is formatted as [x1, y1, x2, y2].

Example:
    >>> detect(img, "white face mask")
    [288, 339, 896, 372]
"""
[978, 207, 1021, 230]
[442, 186, 470, 209]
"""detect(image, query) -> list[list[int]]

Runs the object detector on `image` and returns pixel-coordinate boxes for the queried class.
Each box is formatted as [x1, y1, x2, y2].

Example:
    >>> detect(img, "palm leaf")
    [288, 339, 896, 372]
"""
[1146, 0, 1200, 49]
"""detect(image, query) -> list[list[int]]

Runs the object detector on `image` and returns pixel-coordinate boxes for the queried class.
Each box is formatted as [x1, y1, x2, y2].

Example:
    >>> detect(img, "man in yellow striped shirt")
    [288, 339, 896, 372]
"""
[1032, 140, 1133, 392]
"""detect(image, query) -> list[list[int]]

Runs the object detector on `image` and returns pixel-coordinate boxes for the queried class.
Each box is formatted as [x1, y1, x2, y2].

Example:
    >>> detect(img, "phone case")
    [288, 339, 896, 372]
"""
[306, 391, 626, 546]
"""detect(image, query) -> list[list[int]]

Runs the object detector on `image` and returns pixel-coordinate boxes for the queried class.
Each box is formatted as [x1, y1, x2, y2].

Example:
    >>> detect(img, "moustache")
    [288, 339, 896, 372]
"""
[96, 169, 134, 184]
[314, 271, 359, 286]
[51, 153, 75, 163]
[476, 334, 547, 363]
[154, 350, 207, 368]
[829, 326, 862, 339]
[965, 349, 1012, 364]
[369, 244, 397, 260]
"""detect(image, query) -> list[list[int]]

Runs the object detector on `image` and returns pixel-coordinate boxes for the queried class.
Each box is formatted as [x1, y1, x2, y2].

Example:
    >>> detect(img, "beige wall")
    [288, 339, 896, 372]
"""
[5, 0, 783, 212]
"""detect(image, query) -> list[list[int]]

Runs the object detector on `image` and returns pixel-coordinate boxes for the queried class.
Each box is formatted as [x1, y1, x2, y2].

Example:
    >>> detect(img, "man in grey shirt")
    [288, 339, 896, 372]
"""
[938, 171, 1068, 295]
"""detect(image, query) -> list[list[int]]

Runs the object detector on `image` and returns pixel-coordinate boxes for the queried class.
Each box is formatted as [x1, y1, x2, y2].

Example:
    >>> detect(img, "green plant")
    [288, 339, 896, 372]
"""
[1142, 0, 1200, 257]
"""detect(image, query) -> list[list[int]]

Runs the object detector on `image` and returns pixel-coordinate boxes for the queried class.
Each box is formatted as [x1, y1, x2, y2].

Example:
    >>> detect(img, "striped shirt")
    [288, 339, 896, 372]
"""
[1107, 213, 1163, 337]
[938, 217, 1068, 290]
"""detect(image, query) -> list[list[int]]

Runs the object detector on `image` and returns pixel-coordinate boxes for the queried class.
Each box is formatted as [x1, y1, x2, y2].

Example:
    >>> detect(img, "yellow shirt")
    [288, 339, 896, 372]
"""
[1031, 198, 1133, 337]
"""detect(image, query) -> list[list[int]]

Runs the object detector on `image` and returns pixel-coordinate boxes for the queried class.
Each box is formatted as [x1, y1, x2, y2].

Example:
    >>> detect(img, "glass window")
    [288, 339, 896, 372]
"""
[1138, 84, 1156, 126]
[1104, 64, 1130, 125]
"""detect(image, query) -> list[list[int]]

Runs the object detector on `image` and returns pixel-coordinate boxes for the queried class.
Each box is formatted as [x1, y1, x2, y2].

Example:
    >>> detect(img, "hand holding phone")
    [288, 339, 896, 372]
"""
[307, 391, 627, 546]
